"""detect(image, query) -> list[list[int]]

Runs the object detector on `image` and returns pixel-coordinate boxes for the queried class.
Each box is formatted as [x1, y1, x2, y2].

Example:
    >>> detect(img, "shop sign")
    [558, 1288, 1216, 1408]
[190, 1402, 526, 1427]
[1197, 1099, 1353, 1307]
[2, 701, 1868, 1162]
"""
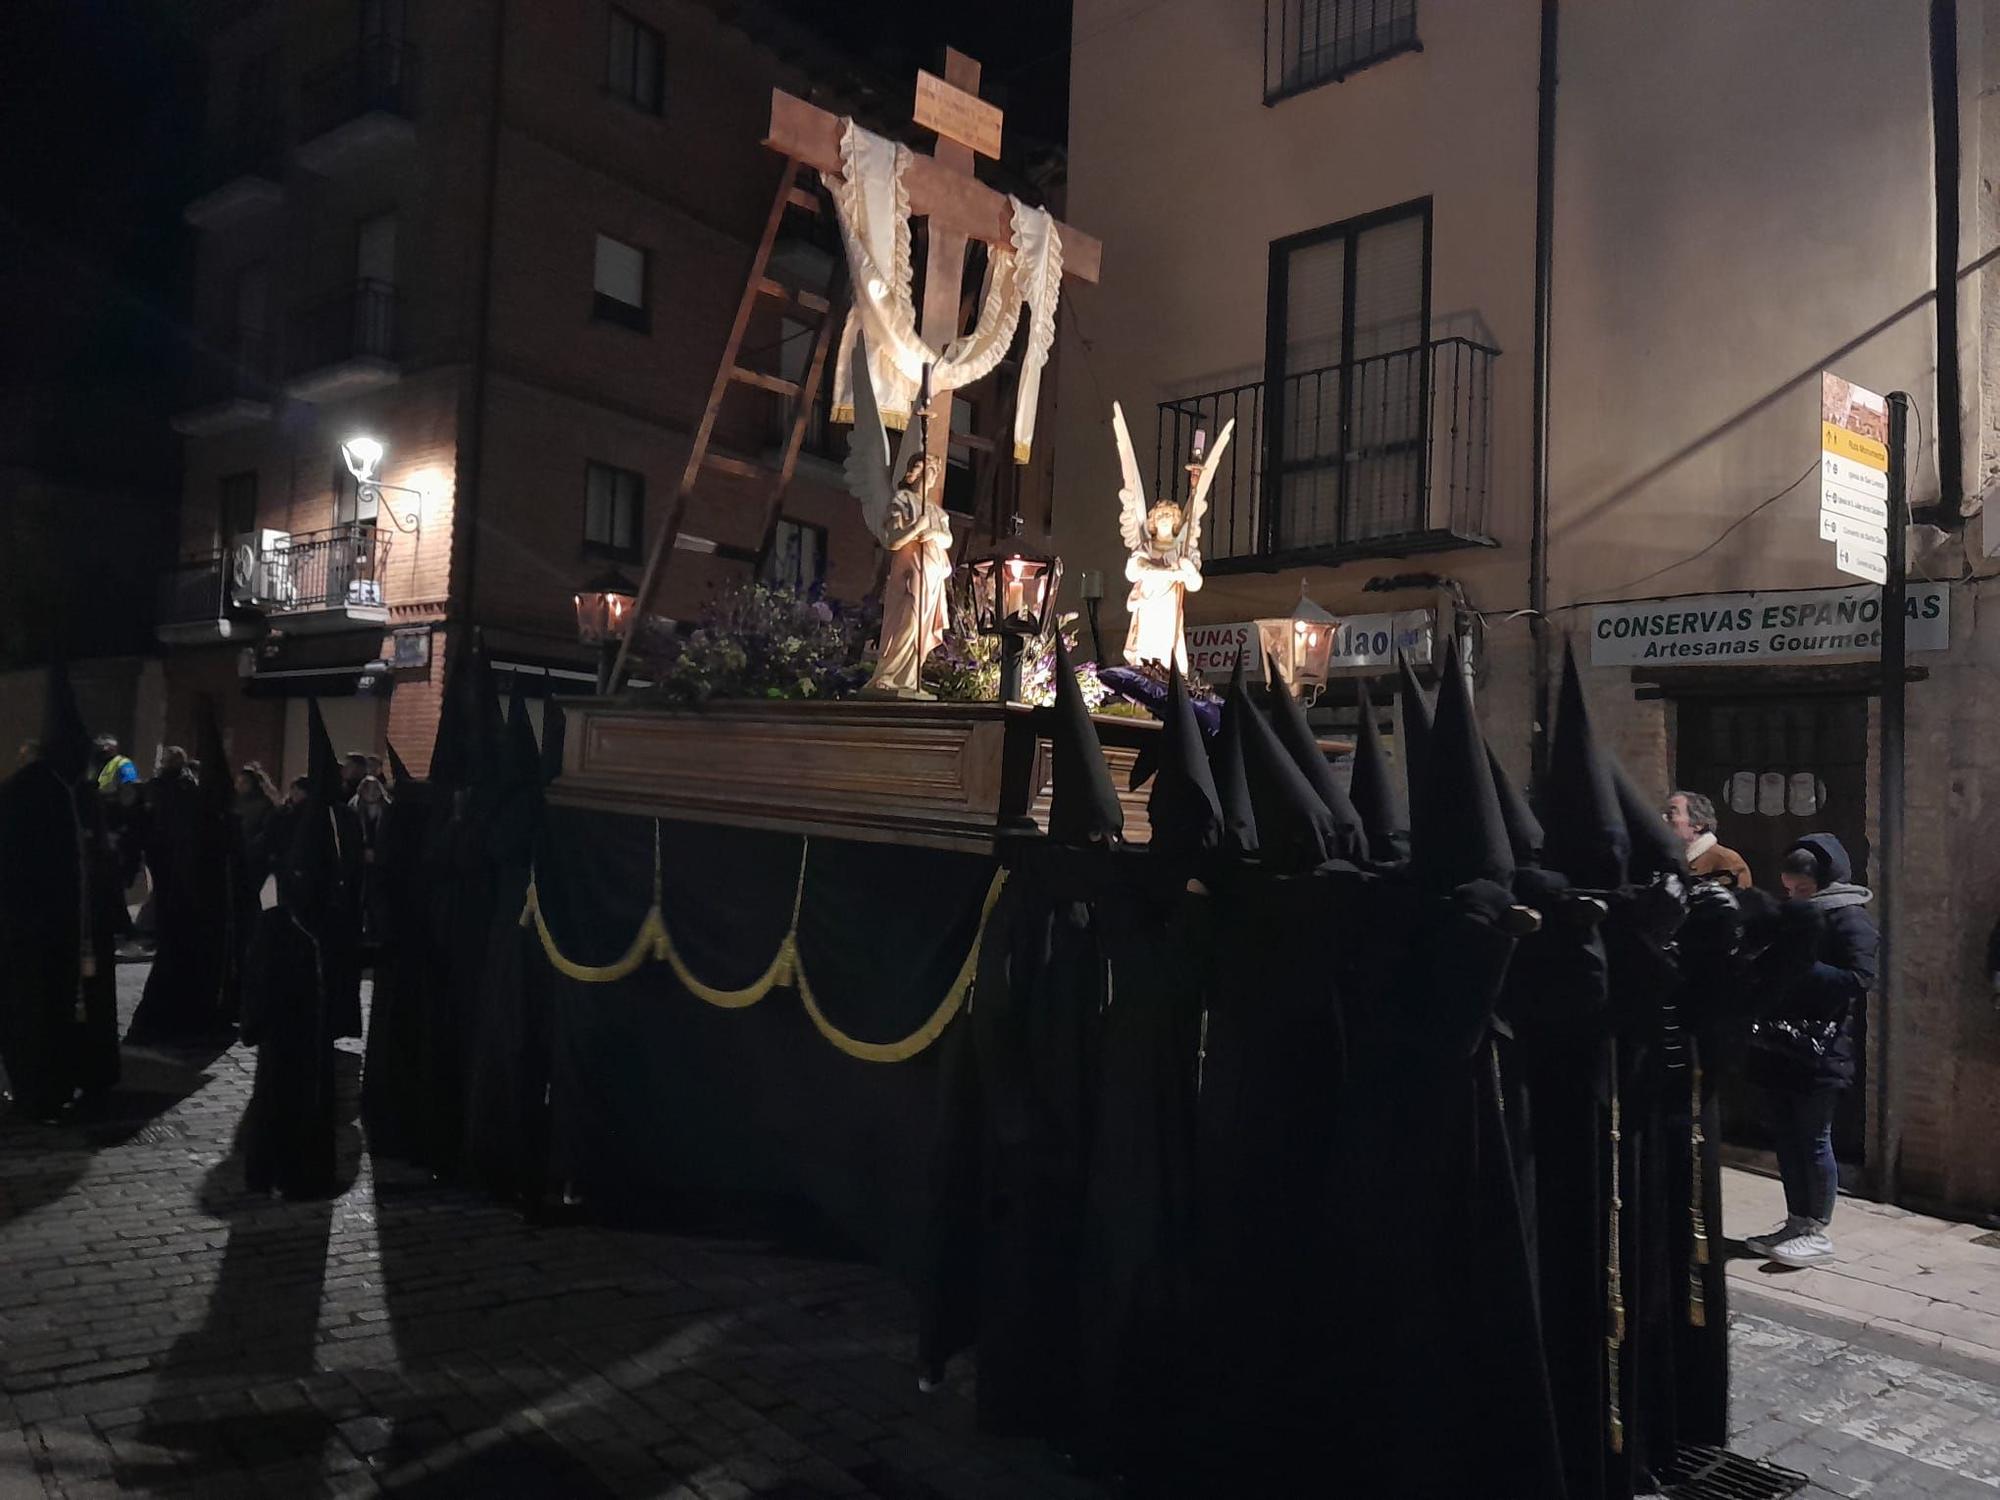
[1590, 583, 1948, 667]
[1186, 610, 1435, 681]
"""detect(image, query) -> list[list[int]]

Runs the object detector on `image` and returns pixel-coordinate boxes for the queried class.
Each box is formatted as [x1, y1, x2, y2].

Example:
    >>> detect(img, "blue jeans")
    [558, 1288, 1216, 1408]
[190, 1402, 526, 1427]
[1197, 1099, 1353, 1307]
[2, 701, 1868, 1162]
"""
[1768, 1085, 1840, 1225]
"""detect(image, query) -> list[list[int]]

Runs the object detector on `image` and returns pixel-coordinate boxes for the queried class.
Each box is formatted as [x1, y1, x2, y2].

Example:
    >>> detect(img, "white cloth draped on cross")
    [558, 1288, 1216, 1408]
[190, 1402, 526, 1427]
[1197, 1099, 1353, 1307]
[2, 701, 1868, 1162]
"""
[827, 119, 1063, 463]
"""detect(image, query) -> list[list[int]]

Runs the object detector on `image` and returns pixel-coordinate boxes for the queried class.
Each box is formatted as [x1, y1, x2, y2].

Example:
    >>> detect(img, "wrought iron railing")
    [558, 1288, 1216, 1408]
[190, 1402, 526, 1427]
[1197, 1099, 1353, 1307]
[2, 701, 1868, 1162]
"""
[300, 38, 419, 142]
[289, 279, 398, 375]
[1265, 0, 1420, 103]
[186, 331, 276, 410]
[271, 525, 393, 612]
[1156, 336, 1494, 567]
[158, 555, 231, 627]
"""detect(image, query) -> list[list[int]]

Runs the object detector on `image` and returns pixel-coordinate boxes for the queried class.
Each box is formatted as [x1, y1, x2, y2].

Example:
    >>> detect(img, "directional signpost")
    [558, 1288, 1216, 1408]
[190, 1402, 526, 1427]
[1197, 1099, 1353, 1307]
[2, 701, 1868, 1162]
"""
[1820, 373, 1892, 583]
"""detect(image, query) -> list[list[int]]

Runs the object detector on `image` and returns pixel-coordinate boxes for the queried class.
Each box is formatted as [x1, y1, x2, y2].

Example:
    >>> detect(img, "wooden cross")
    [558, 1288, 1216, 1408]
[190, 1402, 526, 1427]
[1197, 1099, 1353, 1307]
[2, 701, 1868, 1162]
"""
[765, 48, 1103, 504]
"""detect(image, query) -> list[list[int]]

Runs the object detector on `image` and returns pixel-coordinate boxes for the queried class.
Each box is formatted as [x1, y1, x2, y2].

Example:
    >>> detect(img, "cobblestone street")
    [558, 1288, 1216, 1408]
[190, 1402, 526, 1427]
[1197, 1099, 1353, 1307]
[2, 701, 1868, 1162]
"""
[2, 967, 1999, 1497]
[0, 969, 1101, 1499]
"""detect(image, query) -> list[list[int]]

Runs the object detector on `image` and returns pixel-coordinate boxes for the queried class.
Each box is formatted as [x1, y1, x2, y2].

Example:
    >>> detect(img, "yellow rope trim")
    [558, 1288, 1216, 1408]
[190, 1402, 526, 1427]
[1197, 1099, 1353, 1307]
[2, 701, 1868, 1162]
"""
[795, 869, 1005, 1062]
[516, 833, 1007, 1063]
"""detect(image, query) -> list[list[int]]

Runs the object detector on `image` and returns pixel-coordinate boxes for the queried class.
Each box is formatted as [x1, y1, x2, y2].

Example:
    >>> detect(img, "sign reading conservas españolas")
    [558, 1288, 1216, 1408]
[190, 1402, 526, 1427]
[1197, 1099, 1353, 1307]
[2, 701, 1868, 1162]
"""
[1590, 583, 1947, 667]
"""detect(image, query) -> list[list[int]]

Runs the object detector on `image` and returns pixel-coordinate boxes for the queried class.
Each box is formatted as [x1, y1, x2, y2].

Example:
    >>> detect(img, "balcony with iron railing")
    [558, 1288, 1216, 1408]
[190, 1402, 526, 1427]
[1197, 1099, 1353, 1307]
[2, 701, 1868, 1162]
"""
[183, 116, 286, 227]
[1156, 336, 1496, 572]
[285, 278, 400, 402]
[298, 39, 419, 172]
[155, 524, 393, 645]
[172, 331, 277, 436]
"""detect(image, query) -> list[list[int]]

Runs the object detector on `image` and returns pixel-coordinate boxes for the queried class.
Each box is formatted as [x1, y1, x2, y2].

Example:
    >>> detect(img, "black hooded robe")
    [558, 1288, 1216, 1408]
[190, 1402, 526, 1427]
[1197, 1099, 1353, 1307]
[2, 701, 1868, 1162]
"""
[0, 763, 121, 1115]
[129, 770, 231, 1042]
[240, 901, 338, 1198]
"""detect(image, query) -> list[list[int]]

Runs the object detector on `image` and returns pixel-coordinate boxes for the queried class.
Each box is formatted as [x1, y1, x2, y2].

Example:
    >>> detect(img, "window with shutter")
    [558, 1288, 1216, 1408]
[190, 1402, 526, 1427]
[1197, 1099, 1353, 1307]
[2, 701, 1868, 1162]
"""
[584, 461, 644, 558]
[608, 8, 665, 115]
[593, 234, 650, 332]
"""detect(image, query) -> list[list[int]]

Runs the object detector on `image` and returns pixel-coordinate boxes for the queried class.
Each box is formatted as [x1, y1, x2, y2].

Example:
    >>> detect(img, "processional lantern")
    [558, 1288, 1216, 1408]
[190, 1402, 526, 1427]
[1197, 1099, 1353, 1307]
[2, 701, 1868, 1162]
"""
[965, 517, 1062, 703]
[1257, 583, 1340, 699]
[574, 567, 639, 691]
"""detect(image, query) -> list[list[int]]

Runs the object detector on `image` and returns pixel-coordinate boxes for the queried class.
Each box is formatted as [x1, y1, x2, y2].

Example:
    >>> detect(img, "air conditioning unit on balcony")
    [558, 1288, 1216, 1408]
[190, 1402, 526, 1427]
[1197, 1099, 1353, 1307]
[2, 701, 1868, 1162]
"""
[230, 529, 294, 608]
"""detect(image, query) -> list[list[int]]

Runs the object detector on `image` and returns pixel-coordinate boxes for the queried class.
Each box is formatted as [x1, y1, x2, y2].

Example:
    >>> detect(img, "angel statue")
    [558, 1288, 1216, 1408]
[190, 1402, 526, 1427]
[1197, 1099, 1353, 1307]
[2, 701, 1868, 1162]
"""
[844, 336, 953, 699]
[1113, 402, 1234, 673]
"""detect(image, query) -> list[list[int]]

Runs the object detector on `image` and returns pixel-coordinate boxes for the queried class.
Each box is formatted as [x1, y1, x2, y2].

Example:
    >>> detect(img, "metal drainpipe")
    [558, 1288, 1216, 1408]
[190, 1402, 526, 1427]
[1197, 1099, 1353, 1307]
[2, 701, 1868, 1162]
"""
[1528, 0, 1559, 781]
[447, 0, 506, 678]
[1930, 0, 1964, 527]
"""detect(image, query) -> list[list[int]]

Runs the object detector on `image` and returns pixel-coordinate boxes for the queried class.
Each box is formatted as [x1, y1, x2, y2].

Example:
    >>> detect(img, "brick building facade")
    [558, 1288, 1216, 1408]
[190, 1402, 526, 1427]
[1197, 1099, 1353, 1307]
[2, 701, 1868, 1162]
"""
[164, 0, 1058, 784]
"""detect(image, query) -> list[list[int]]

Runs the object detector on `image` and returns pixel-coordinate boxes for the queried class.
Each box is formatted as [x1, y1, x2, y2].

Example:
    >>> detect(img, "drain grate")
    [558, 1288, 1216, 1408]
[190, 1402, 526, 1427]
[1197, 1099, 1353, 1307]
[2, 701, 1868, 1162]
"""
[1657, 1445, 1809, 1500]
[83, 1118, 191, 1149]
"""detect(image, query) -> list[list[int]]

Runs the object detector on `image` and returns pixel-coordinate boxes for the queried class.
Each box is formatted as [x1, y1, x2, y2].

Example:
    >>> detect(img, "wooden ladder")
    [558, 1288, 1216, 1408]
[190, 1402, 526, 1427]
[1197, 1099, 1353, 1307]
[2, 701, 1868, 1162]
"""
[608, 158, 849, 691]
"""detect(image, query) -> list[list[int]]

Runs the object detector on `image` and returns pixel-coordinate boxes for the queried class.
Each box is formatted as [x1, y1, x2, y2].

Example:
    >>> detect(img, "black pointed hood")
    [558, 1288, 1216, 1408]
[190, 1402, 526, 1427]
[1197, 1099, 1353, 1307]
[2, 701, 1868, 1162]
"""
[1236, 666, 1340, 873]
[429, 636, 473, 788]
[1487, 746, 1543, 870]
[1615, 760, 1686, 884]
[1396, 647, 1436, 818]
[1412, 635, 1513, 895]
[1046, 632, 1123, 845]
[1207, 650, 1259, 858]
[1540, 641, 1628, 891]
[40, 658, 92, 783]
[466, 632, 506, 787]
[1267, 665, 1364, 862]
[1349, 676, 1408, 865]
[196, 696, 232, 815]
[1146, 663, 1222, 858]
[306, 697, 343, 804]
[505, 684, 541, 786]
[538, 697, 567, 788]
[385, 739, 416, 788]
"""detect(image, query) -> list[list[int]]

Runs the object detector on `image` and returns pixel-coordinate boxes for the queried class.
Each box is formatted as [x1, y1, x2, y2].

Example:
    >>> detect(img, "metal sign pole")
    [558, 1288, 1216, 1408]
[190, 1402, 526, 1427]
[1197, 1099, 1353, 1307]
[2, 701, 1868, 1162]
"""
[1878, 391, 1909, 1204]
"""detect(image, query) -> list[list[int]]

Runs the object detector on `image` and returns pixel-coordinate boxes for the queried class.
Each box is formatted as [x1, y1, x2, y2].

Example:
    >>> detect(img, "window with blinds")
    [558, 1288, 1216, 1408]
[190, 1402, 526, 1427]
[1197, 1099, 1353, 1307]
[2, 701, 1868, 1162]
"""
[1265, 0, 1420, 103]
[1266, 199, 1430, 550]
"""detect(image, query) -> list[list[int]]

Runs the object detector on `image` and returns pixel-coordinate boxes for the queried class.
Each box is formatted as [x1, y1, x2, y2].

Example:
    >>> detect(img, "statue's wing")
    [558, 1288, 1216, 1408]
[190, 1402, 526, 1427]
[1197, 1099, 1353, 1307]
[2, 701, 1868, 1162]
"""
[1113, 402, 1148, 552]
[842, 334, 896, 539]
[1179, 417, 1233, 570]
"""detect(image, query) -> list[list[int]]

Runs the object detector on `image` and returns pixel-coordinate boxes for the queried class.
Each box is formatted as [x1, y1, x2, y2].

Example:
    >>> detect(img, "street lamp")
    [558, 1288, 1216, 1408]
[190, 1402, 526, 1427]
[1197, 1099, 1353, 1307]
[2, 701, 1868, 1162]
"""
[574, 567, 638, 693]
[340, 434, 423, 531]
[1256, 582, 1339, 700]
[965, 518, 1061, 704]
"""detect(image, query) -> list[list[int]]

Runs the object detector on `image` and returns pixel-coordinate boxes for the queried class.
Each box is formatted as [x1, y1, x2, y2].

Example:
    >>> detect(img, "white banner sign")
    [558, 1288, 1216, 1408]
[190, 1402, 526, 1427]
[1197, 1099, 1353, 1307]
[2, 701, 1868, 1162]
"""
[1186, 611, 1435, 682]
[1590, 583, 1947, 666]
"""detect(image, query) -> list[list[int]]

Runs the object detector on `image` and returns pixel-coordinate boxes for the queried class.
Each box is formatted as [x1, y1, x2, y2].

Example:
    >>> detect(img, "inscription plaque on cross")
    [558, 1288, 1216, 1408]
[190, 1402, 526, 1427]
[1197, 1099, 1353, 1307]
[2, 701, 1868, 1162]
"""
[765, 48, 1103, 506]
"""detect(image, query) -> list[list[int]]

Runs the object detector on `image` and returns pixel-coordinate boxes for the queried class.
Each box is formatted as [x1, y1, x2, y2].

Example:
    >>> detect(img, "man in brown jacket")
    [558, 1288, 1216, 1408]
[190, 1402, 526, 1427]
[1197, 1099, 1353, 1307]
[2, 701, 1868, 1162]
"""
[1666, 789, 1752, 888]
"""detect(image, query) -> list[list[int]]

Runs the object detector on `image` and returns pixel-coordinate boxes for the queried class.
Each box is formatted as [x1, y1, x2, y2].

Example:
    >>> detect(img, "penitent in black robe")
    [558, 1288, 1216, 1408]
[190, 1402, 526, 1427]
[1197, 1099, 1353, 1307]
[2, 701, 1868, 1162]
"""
[360, 786, 432, 1160]
[240, 904, 338, 1197]
[129, 774, 231, 1042]
[0, 763, 121, 1116]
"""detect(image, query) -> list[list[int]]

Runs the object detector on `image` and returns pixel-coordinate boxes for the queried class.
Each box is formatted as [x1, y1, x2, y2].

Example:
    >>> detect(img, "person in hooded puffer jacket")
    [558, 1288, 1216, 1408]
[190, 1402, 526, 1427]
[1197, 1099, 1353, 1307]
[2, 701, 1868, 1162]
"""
[1743, 832, 1877, 1267]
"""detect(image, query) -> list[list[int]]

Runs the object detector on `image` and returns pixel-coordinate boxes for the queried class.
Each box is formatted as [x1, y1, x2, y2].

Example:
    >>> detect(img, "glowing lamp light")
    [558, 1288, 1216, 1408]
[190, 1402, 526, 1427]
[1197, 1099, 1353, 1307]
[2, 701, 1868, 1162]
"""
[964, 520, 1062, 703]
[340, 435, 385, 484]
[573, 567, 638, 647]
[1257, 584, 1340, 698]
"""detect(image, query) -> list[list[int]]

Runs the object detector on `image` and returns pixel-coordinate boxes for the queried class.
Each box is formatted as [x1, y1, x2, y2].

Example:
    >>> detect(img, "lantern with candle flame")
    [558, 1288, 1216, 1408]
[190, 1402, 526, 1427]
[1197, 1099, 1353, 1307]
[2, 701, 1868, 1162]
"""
[1256, 583, 1340, 699]
[574, 567, 638, 691]
[964, 519, 1062, 703]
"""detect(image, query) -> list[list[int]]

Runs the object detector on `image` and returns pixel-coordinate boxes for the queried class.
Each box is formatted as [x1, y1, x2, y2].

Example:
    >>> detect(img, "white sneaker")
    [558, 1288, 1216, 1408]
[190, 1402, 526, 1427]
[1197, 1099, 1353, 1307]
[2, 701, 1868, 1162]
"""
[1743, 1217, 1804, 1256]
[1768, 1228, 1835, 1267]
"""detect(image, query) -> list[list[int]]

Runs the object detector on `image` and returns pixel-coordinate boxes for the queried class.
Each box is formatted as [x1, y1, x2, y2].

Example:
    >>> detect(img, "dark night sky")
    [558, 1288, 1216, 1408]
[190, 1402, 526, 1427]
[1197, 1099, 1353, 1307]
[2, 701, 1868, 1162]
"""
[767, 0, 1075, 150]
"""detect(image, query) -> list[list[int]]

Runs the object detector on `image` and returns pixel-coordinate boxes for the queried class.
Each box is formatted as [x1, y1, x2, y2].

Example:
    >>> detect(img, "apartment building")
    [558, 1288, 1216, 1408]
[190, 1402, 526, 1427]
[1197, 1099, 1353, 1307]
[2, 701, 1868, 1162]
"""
[1051, 0, 2000, 1216]
[161, 0, 1053, 783]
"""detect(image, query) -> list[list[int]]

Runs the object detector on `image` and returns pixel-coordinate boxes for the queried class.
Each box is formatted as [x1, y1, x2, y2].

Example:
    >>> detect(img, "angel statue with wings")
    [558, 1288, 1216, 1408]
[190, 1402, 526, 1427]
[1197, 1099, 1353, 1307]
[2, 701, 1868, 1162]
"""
[1113, 402, 1233, 673]
[844, 337, 952, 698]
